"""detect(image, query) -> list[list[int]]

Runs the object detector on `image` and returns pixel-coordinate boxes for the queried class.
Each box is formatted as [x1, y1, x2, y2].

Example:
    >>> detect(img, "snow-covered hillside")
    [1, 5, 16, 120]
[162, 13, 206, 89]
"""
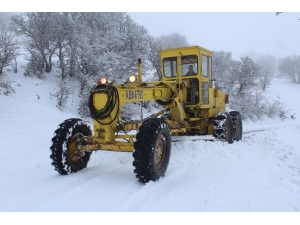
[0, 63, 300, 222]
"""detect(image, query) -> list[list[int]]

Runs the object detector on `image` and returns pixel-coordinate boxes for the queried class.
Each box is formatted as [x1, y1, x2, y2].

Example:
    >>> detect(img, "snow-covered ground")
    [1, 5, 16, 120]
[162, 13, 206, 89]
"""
[1, 62, 300, 223]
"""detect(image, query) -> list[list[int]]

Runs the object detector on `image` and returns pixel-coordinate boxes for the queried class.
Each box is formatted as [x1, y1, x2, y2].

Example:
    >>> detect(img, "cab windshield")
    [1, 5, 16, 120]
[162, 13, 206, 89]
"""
[163, 55, 198, 77]
[182, 55, 198, 76]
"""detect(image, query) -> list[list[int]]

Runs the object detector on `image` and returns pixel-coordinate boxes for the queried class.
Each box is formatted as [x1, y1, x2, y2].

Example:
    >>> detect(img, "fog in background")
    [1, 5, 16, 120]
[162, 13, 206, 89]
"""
[128, 12, 300, 59]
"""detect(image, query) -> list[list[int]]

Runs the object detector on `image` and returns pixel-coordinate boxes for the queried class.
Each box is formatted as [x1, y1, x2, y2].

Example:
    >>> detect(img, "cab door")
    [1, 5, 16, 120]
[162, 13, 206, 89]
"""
[200, 54, 213, 108]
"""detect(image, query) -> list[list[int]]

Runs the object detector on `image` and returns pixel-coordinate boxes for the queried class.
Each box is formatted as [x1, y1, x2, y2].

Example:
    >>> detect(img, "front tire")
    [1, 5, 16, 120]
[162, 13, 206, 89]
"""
[133, 118, 171, 183]
[50, 118, 92, 175]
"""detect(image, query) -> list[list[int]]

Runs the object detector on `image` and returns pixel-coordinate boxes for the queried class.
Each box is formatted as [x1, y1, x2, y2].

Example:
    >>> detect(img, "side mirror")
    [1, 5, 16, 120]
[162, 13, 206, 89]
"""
[211, 80, 216, 88]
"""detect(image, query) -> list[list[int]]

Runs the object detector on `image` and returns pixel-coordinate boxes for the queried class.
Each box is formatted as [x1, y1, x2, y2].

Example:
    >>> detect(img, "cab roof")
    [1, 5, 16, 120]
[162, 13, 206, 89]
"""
[159, 45, 212, 56]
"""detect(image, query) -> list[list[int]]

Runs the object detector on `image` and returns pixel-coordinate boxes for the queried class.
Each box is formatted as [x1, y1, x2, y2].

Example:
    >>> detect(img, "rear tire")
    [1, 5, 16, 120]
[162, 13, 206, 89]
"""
[229, 111, 243, 141]
[50, 118, 92, 175]
[133, 118, 171, 183]
[213, 112, 233, 144]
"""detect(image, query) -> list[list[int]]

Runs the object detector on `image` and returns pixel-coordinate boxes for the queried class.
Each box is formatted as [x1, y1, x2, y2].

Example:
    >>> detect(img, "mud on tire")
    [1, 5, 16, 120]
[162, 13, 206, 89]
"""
[229, 111, 243, 141]
[213, 112, 234, 144]
[50, 118, 92, 175]
[133, 118, 171, 183]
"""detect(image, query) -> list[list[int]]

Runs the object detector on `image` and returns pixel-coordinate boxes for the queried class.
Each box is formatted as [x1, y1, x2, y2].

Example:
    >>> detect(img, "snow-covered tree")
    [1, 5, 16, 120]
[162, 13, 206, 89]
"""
[0, 18, 19, 75]
[69, 12, 151, 81]
[212, 51, 234, 94]
[147, 37, 162, 80]
[277, 55, 300, 84]
[0, 18, 19, 96]
[50, 13, 74, 80]
[254, 54, 276, 91]
[230, 56, 261, 97]
[50, 78, 70, 110]
[11, 13, 57, 76]
[212, 52, 261, 96]
[213, 51, 288, 120]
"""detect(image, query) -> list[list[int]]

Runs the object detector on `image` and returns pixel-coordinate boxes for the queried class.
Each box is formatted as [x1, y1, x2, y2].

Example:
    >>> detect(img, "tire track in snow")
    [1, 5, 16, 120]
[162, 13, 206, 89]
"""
[111, 141, 239, 211]
[14, 153, 134, 211]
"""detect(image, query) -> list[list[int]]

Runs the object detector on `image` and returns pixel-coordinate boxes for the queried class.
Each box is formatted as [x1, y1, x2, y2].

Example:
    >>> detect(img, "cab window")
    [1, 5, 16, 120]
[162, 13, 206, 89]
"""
[201, 55, 211, 77]
[163, 57, 177, 77]
[202, 82, 209, 104]
[181, 55, 198, 76]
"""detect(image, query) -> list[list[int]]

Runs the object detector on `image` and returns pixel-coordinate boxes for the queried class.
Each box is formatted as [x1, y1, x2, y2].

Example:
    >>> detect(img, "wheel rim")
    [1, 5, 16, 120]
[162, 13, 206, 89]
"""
[68, 133, 84, 162]
[154, 134, 166, 170]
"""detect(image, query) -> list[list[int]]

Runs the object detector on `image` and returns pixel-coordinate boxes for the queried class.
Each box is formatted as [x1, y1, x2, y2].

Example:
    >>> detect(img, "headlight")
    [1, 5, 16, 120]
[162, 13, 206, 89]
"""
[129, 75, 137, 83]
[107, 77, 114, 84]
[100, 77, 107, 84]
[122, 76, 128, 83]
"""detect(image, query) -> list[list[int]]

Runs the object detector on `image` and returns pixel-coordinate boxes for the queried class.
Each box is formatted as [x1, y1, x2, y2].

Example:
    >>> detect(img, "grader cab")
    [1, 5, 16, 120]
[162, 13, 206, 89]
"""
[50, 46, 242, 183]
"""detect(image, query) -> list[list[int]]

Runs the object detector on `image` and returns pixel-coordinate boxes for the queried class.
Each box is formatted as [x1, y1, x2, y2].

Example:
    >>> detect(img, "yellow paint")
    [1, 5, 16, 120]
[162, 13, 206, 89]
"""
[82, 45, 227, 152]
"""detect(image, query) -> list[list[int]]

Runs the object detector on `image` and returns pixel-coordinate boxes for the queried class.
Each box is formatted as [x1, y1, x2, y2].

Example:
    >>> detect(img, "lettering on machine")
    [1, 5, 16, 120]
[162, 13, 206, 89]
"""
[126, 90, 143, 99]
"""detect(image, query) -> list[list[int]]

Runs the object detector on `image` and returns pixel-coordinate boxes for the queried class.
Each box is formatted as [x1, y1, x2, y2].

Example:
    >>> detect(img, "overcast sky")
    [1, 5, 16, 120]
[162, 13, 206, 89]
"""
[128, 12, 300, 59]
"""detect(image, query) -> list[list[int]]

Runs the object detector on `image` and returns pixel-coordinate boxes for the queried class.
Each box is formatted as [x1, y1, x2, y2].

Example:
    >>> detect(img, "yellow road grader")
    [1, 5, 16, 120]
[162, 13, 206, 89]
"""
[50, 46, 242, 183]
